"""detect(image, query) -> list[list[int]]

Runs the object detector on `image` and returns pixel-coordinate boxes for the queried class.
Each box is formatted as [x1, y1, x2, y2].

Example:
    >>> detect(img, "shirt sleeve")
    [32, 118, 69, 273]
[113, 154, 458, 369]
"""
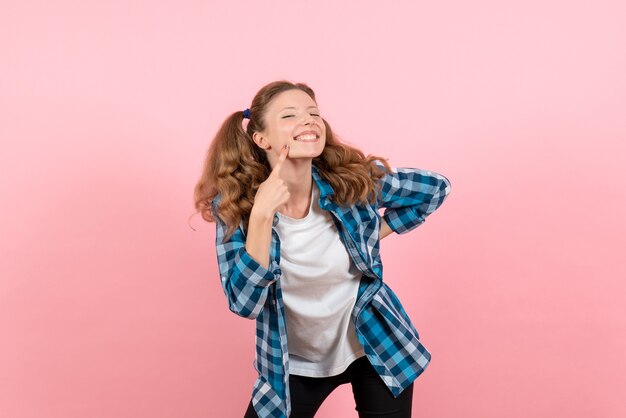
[374, 160, 452, 235]
[214, 210, 279, 319]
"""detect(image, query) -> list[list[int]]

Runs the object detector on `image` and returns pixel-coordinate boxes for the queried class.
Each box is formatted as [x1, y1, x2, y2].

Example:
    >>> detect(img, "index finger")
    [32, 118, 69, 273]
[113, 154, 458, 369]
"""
[271, 145, 290, 175]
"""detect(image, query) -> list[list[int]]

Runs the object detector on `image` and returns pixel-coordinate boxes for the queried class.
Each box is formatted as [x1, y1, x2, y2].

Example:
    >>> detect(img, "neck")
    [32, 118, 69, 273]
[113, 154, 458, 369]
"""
[278, 159, 313, 213]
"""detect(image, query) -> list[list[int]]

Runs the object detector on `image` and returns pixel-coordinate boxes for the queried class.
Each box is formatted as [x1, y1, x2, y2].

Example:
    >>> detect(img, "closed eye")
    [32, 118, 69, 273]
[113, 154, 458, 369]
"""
[281, 113, 320, 119]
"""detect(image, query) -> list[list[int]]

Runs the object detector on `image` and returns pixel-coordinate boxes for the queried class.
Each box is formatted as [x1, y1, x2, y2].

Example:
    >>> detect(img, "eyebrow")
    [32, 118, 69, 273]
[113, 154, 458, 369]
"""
[280, 106, 319, 111]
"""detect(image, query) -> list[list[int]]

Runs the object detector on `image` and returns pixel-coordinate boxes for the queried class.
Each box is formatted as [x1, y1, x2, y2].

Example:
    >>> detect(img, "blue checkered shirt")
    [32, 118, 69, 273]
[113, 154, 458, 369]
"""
[212, 161, 451, 417]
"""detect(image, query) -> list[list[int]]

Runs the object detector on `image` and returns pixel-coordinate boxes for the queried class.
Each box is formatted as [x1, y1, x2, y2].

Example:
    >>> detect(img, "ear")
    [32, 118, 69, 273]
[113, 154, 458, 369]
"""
[252, 131, 269, 150]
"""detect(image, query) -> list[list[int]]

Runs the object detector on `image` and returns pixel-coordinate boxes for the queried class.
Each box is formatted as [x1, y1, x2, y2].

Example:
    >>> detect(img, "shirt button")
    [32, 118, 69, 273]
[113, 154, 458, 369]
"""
[273, 214, 279, 226]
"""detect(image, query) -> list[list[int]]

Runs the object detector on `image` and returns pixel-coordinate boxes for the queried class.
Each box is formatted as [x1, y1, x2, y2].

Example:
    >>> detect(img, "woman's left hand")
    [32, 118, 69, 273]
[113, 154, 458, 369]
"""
[380, 219, 393, 240]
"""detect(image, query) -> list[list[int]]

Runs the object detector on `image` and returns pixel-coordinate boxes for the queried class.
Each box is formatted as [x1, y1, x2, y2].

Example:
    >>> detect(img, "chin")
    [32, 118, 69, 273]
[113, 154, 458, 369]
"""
[290, 142, 325, 156]
[290, 149, 324, 159]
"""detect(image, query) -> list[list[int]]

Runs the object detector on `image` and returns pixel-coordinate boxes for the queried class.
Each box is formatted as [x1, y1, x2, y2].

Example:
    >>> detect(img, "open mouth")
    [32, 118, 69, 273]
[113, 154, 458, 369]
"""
[293, 133, 319, 142]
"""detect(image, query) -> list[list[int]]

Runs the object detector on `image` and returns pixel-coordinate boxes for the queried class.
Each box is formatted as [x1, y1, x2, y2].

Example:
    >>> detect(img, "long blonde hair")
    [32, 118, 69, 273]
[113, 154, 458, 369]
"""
[193, 80, 391, 241]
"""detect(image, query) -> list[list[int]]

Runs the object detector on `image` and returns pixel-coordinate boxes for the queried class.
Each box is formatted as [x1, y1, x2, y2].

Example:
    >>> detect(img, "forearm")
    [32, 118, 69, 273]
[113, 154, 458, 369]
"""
[378, 167, 452, 235]
[245, 211, 274, 270]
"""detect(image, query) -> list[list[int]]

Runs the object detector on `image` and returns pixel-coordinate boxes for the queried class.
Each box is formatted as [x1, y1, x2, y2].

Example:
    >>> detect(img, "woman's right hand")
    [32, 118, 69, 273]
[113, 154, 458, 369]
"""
[251, 145, 291, 220]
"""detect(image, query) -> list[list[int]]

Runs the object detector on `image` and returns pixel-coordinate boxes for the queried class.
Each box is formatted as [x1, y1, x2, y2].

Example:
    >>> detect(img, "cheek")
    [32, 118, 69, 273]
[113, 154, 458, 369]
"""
[278, 125, 295, 138]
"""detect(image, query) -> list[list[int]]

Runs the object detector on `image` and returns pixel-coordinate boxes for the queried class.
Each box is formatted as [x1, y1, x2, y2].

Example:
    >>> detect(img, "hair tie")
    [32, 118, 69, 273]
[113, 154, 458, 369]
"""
[242, 108, 251, 119]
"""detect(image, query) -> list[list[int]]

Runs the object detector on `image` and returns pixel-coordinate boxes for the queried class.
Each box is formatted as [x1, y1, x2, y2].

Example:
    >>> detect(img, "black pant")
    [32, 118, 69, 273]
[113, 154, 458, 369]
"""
[243, 356, 414, 418]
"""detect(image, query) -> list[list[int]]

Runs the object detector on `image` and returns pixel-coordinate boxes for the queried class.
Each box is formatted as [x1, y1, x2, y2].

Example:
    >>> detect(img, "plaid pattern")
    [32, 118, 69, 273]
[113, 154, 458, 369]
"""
[213, 160, 451, 417]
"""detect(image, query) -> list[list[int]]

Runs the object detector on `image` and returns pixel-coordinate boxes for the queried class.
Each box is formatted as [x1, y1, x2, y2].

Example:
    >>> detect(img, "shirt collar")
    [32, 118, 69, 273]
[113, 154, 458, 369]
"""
[311, 162, 335, 199]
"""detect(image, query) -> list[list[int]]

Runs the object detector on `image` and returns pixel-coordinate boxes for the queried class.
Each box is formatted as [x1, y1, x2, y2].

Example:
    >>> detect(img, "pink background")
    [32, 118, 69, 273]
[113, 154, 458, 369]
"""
[1, 1, 625, 417]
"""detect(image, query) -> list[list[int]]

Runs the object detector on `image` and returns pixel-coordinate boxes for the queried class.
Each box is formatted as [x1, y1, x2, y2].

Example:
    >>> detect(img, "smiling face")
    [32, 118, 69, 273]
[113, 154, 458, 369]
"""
[252, 89, 326, 163]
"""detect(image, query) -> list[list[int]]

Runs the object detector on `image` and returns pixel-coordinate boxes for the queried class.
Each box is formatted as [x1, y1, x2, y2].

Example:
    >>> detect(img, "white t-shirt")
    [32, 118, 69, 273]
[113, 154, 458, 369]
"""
[275, 182, 365, 377]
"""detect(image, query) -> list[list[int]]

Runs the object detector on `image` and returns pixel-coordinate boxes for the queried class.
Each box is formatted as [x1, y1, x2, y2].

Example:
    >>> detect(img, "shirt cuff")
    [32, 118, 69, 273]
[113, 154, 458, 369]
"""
[234, 247, 279, 287]
[383, 208, 425, 235]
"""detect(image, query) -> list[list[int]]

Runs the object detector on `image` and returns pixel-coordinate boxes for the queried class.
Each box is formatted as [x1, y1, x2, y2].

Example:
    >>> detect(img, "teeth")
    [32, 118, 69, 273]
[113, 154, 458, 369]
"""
[295, 134, 317, 141]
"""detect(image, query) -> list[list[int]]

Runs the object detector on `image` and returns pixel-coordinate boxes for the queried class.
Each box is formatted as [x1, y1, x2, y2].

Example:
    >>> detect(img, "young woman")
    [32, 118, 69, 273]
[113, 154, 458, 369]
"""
[193, 80, 451, 418]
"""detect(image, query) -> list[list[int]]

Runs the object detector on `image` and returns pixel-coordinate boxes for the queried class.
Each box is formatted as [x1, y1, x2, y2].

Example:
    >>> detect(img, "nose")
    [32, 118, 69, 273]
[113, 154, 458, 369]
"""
[302, 113, 316, 125]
